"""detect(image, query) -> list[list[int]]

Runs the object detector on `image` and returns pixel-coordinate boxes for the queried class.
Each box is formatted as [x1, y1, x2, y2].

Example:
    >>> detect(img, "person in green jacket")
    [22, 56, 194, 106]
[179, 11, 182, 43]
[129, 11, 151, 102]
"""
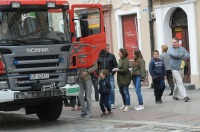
[113, 48, 131, 112]
[132, 50, 146, 111]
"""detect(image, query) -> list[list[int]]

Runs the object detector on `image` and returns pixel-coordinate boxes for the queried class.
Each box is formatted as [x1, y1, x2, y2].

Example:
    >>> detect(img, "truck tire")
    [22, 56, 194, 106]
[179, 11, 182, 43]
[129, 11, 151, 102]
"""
[36, 99, 63, 121]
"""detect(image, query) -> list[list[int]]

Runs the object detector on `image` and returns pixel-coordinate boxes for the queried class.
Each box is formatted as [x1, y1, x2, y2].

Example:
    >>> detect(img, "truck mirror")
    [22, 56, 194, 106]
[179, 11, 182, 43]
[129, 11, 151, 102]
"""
[80, 20, 89, 37]
[81, 11, 88, 19]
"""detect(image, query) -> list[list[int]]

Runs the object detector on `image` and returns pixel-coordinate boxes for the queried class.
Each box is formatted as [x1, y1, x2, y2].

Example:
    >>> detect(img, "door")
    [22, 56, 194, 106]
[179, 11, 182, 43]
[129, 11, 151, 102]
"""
[170, 7, 190, 83]
[172, 27, 190, 83]
[122, 14, 138, 60]
[68, 4, 106, 69]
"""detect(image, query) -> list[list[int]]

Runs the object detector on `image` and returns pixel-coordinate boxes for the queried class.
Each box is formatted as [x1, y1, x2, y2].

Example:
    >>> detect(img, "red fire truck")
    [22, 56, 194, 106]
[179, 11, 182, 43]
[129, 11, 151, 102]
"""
[0, 0, 106, 121]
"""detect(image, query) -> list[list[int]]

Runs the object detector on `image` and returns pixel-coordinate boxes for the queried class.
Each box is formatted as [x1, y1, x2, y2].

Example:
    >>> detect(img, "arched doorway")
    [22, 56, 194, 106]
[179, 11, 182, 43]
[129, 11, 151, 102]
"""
[170, 7, 190, 83]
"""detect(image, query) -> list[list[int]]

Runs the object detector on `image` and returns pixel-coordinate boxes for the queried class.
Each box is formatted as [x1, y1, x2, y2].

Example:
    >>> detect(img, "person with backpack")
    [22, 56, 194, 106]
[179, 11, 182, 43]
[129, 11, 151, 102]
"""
[98, 69, 113, 117]
[131, 50, 146, 110]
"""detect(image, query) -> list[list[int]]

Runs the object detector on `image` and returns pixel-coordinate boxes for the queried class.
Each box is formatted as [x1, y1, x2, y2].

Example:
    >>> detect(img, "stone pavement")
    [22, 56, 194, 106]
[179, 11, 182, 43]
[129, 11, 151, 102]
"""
[63, 87, 200, 128]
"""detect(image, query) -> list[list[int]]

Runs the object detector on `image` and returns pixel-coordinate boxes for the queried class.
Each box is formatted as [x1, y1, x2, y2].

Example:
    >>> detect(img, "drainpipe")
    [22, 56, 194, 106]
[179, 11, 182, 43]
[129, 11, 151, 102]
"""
[148, 0, 155, 55]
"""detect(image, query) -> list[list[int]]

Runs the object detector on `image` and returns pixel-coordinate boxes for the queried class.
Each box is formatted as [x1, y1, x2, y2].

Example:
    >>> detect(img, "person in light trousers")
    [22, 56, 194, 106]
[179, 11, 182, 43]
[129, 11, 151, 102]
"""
[168, 37, 190, 102]
[77, 64, 97, 118]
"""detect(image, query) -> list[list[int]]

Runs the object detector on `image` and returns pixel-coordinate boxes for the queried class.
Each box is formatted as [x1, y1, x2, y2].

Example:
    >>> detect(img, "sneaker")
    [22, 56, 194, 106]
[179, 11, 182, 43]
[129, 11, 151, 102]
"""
[84, 114, 91, 118]
[101, 112, 107, 117]
[173, 97, 179, 100]
[134, 106, 138, 110]
[123, 106, 130, 112]
[134, 105, 144, 111]
[155, 101, 162, 104]
[119, 105, 125, 110]
[169, 93, 173, 96]
[78, 112, 86, 117]
[106, 111, 113, 116]
[111, 104, 115, 109]
[183, 96, 190, 102]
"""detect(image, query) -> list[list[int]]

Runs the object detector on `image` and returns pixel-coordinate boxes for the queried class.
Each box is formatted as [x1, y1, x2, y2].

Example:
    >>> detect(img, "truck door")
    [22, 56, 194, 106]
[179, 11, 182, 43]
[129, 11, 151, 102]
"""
[69, 4, 106, 69]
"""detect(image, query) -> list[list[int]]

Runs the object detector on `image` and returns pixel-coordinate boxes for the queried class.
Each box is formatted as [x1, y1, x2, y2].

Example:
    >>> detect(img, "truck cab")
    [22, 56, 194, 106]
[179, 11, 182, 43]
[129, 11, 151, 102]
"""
[0, 0, 106, 121]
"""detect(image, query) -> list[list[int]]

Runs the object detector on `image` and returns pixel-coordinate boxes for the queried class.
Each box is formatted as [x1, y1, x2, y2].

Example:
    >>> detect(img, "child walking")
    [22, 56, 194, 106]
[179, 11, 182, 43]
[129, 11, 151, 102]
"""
[99, 69, 113, 117]
[149, 50, 166, 104]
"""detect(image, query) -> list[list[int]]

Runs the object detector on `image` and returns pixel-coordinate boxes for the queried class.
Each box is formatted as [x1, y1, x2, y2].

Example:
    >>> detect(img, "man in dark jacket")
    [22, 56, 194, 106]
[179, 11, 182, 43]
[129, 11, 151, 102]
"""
[97, 44, 117, 109]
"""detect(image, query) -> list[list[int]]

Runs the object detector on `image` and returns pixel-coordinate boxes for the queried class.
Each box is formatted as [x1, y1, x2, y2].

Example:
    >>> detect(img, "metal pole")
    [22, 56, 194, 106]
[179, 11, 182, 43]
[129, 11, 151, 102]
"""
[148, 0, 155, 55]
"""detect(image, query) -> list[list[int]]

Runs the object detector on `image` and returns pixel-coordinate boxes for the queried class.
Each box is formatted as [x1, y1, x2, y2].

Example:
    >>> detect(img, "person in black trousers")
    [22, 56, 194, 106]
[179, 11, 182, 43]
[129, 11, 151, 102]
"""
[91, 69, 99, 101]
[99, 69, 112, 116]
[149, 50, 166, 104]
[70, 96, 81, 111]
[159, 45, 175, 95]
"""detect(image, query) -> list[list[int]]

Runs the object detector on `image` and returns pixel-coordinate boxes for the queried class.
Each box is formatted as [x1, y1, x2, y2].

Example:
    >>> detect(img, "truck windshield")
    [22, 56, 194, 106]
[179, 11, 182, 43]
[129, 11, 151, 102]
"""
[0, 10, 70, 44]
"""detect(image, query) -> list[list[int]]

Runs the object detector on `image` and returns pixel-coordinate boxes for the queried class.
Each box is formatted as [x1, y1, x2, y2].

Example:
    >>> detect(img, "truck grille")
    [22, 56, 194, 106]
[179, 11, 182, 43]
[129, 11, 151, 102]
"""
[1, 44, 70, 91]
[14, 55, 59, 69]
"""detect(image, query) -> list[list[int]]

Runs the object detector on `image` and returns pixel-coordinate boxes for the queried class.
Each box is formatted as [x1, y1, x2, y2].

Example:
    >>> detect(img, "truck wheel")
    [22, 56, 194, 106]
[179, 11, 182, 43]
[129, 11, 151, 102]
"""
[36, 99, 63, 121]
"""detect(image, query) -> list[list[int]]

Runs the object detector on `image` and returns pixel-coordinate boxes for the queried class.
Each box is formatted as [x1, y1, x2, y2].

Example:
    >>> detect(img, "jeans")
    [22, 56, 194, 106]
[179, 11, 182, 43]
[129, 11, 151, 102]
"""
[133, 75, 144, 105]
[119, 86, 130, 106]
[108, 75, 115, 105]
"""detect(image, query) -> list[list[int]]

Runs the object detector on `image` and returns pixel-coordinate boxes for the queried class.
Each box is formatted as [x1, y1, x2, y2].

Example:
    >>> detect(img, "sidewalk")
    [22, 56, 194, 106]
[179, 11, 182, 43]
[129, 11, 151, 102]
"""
[63, 87, 200, 126]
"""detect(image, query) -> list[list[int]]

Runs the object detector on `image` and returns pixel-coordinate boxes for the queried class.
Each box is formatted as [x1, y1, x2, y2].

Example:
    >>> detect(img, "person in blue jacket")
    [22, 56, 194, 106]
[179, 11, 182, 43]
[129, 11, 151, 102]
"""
[98, 69, 113, 117]
[149, 50, 166, 104]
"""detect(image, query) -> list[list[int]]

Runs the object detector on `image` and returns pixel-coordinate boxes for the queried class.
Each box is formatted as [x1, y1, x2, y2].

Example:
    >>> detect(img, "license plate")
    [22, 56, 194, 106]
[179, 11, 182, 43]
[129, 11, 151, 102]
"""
[67, 87, 80, 94]
[29, 73, 49, 80]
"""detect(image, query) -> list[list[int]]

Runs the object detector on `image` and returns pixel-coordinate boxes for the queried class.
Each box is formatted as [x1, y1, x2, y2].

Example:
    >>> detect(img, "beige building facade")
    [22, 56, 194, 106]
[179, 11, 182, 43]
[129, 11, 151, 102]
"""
[153, 0, 200, 88]
[68, 0, 152, 86]
[68, 0, 200, 88]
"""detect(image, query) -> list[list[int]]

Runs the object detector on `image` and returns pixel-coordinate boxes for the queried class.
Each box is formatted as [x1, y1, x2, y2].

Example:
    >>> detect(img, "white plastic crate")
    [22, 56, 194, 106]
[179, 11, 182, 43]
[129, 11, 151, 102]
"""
[61, 83, 80, 96]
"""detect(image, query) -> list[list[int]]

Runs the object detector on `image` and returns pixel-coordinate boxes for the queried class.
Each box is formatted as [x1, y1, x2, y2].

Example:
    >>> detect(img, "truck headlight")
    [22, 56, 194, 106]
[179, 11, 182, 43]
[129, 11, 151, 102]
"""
[47, 2, 56, 8]
[0, 81, 8, 89]
[11, 2, 21, 8]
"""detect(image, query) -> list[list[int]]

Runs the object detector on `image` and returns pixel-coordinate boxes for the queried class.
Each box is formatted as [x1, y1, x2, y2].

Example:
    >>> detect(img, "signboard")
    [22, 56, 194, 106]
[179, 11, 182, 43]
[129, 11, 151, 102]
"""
[176, 32, 182, 39]
[122, 14, 138, 60]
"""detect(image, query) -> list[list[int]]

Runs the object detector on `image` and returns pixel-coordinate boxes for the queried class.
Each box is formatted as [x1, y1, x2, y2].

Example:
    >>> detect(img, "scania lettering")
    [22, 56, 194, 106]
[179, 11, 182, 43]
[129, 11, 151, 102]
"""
[26, 48, 49, 53]
[0, 0, 106, 121]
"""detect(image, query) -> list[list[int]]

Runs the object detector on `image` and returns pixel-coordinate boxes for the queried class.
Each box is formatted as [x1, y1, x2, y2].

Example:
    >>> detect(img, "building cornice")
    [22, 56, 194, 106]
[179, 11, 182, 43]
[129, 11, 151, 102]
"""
[154, 0, 196, 9]
[81, 0, 111, 4]
[114, 0, 140, 10]
[103, 4, 112, 11]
